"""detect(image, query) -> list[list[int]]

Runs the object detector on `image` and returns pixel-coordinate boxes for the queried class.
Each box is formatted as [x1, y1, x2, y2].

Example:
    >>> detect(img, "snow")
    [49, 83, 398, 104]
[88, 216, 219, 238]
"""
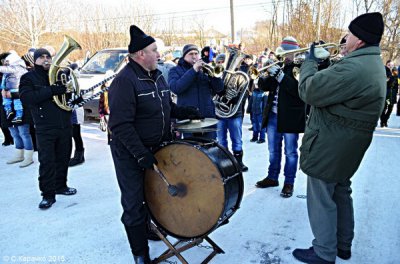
[1, 113, 399, 264]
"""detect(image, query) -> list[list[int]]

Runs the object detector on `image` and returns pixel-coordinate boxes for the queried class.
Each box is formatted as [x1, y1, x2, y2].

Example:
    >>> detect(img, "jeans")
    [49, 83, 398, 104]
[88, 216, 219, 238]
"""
[9, 124, 33, 150]
[266, 112, 299, 184]
[3, 98, 23, 117]
[217, 116, 243, 152]
[251, 113, 266, 140]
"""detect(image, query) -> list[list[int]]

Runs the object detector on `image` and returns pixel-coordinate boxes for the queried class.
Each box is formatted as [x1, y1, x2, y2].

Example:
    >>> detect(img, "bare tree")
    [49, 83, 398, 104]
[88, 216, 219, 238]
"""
[380, 0, 400, 60]
[0, 0, 63, 53]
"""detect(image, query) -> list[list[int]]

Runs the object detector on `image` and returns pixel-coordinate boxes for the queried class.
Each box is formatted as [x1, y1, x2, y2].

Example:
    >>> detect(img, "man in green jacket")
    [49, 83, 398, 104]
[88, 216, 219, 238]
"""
[292, 12, 386, 264]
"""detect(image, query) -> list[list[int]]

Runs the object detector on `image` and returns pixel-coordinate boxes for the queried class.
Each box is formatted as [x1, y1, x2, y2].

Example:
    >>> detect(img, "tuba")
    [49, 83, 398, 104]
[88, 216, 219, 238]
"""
[213, 47, 250, 118]
[49, 35, 82, 111]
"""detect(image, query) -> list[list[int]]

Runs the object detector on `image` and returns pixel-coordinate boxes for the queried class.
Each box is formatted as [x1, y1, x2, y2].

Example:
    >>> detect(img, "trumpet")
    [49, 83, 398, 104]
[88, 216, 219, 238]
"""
[202, 63, 224, 78]
[248, 61, 281, 80]
[275, 43, 342, 60]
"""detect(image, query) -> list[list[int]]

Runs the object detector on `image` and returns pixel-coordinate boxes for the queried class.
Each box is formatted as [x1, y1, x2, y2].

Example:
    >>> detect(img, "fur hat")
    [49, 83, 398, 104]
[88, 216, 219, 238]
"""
[348, 12, 384, 44]
[33, 48, 51, 63]
[128, 25, 155, 53]
[280, 36, 300, 51]
[182, 44, 199, 58]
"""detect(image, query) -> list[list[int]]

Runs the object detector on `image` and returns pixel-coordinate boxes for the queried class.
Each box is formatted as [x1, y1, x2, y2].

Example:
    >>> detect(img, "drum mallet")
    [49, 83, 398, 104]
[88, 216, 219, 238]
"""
[153, 164, 179, 197]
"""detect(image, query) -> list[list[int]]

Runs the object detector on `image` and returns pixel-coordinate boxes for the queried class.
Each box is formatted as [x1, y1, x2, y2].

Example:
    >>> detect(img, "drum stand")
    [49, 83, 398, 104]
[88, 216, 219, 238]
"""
[150, 223, 224, 264]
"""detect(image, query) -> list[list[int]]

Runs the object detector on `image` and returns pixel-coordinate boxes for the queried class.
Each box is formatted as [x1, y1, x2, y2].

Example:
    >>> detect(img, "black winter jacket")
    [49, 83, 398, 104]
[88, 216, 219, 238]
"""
[19, 65, 71, 131]
[259, 63, 305, 133]
[108, 58, 181, 158]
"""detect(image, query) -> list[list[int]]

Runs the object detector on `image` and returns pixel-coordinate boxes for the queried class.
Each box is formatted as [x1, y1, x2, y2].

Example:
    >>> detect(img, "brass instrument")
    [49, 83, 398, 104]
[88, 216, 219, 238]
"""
[275, 43, 341, 60]
[202, 63, 224, 78]
[49, 35, 82, 111]
[49, 35, 119, 110]
[213, 47, 250, 118]
[248, 61, 281, 80]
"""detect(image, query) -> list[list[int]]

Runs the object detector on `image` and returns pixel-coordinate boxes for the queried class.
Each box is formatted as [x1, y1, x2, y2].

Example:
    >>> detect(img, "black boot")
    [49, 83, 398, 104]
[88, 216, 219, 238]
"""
[125, 224, 151, 263]
[233, 150, 248, 172]
[69, 149, 85, 167]
[38, 197, 56, 209]
[133, 254, 151, 264]
[1, 126, 13, 146]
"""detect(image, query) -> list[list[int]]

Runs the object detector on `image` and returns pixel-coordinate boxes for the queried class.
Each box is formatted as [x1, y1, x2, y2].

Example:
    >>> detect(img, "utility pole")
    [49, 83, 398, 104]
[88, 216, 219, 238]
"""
[316, 0, 321, 41]
[230, 0, 235, 43]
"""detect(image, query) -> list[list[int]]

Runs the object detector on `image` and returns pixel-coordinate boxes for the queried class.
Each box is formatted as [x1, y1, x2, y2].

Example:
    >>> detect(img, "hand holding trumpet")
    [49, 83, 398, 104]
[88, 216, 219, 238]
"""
[193, 59, 204, 72]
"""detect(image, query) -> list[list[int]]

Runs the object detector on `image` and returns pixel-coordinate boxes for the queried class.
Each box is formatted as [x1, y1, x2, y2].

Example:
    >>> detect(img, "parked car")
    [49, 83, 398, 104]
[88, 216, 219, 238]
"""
[78, 48, 128, 118]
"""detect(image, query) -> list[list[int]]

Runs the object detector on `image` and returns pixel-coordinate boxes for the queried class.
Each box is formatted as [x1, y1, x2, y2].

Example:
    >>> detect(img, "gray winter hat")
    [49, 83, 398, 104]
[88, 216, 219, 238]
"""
[182, 44, 199, 58]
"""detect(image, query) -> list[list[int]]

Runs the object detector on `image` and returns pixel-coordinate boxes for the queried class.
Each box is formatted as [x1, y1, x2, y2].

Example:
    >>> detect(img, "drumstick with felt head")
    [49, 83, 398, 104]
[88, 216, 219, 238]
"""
[153, 164, 179, 197]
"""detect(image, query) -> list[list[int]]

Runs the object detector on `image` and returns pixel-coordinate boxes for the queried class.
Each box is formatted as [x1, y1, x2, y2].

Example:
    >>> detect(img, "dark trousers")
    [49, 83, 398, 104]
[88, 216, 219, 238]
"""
[1, 126, 13, 143]
[72, 124, 84, 151]
[380, 103, 394, 124]
[29, 124, 37, 151]
[110, 138, 149, 256]
[36, 128, 72, 198]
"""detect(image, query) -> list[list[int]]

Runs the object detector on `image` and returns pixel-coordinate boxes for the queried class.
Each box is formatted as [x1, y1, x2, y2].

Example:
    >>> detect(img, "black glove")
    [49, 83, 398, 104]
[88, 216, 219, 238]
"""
[174, 106, 204, 120]
[50, 83, 67, 95]
[70, 95, 84, 106]
[185, 106, 204, 120]
[137, 151, 158, 169]
[306, 43, 318, 62]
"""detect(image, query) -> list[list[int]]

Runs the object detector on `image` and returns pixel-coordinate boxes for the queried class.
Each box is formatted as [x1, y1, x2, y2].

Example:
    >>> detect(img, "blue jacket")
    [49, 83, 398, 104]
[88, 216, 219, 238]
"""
[168, 58, 224, 118]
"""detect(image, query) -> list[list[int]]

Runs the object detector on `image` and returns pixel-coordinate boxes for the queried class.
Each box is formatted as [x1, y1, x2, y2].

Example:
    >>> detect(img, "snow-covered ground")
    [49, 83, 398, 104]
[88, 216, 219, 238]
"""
[1, 113, 399, 264]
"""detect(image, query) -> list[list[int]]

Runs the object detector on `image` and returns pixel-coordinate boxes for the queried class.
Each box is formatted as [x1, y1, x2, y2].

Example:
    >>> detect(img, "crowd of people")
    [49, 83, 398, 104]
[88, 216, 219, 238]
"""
[0, 11, 398, 264]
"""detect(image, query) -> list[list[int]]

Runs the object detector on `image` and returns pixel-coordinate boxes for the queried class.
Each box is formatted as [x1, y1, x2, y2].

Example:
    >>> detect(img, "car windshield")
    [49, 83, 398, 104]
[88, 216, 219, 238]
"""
[80, 50, 128, 74]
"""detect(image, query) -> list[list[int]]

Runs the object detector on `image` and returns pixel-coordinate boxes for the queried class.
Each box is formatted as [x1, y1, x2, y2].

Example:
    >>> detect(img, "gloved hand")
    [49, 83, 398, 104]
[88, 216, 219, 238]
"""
[306, 43, 318, 62]
[137, 151, 158, 169]
[69, 95, 84, 106]
[267, 65, 284, 83]
[50, 83, 67, 95]
[173, 106, 204, 120]
[184, 106, 204, 120]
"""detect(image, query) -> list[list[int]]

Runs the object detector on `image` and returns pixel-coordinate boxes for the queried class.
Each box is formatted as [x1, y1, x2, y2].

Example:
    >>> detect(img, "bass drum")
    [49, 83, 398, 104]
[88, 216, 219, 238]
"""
[144, 138, 243, 240]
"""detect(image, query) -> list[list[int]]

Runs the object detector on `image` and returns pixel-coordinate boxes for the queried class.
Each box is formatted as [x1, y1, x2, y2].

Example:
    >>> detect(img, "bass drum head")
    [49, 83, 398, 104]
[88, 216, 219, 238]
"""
[145, 142, 225, 239]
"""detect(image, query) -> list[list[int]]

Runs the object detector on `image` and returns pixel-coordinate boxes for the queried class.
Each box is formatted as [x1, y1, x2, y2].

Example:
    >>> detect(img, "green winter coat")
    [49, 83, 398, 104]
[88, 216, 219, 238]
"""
[298, 46, 386, 183]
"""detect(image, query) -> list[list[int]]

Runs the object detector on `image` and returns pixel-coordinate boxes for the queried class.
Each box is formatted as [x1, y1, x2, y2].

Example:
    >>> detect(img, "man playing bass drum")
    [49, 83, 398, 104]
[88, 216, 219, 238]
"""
[107, 25, 202, 264]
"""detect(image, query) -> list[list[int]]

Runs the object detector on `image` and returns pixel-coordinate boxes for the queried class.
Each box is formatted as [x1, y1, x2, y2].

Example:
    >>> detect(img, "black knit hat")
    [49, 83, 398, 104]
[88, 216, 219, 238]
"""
[348, 12, 384, 44]
[128, 25, 155, 53]
[33, 48, 51, 63]
[182, 44, 199, 58]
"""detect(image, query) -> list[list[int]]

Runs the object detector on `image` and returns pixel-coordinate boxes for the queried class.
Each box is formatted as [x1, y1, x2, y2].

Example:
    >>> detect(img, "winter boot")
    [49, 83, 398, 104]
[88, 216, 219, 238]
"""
[1, 127, 13, 146]
[233, 150, 248, 172]
[19, 150, 34, 168]
[69, 149, 85, 167]
[6, 149, 24, 164]
[125, 224, 151, 263]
